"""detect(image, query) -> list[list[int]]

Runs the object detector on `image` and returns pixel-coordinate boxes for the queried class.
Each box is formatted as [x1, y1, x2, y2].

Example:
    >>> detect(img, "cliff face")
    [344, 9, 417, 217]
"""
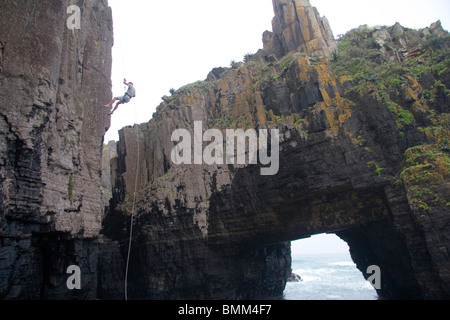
[264, 0, 337, 58]
[1, 0, 448, 301]
[102, 0, 450, 300]
[0, 0, 113, 299]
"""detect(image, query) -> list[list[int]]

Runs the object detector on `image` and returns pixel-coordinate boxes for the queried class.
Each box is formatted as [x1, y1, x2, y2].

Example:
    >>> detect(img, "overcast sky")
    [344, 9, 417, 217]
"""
[292, 234, 350, 255]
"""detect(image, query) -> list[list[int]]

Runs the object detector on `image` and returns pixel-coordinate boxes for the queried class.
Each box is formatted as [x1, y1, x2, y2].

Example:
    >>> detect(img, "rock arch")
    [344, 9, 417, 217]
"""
[101, 95, 448, 299]
[100, 50, 449, 301]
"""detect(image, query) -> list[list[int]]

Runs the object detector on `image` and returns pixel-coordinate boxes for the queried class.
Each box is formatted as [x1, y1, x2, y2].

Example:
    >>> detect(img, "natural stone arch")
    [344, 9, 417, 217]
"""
[100, 76, 449, 301]
[204, 157, 424, 300]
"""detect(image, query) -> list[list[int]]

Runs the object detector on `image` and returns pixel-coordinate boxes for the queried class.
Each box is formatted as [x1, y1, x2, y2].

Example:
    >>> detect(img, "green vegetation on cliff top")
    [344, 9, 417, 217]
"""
[330, 28, 450, 94]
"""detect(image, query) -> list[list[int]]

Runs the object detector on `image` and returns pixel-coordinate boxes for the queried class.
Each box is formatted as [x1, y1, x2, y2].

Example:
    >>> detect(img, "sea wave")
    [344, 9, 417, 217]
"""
[328, 261, 356, 267]
[297, 275, 320, 282]
[293, 267, 336, 276]
[286, 254, 378, 300]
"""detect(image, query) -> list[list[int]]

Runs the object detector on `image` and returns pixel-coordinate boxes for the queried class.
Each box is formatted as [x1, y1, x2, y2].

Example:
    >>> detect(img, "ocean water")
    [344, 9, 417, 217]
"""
[283, 253, 379, 300]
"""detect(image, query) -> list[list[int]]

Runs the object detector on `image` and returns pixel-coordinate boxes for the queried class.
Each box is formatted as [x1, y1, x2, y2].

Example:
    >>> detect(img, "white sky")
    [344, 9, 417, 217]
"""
[104, 0, 449, 255]
[105, 0, 450, 142]
[292, 234, 350, 255]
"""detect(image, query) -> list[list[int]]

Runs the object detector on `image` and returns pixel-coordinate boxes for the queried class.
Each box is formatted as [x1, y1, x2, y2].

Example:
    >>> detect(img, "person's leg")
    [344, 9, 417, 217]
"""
[109, 101, 122, 115]
[104, 97, 118, 108]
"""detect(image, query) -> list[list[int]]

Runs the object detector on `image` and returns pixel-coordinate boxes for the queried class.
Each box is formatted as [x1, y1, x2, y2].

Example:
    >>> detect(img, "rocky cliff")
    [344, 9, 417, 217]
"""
[0, 0, 113, 299]
[264, 0, 337, 58]
[101, 0, 450, 300]
[1, 0, 449, 301]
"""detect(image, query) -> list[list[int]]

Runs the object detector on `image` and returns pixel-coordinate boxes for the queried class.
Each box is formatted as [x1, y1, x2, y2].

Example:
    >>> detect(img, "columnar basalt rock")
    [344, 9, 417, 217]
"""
[264, 0, 337, 58]
[0, 0, 113, 299]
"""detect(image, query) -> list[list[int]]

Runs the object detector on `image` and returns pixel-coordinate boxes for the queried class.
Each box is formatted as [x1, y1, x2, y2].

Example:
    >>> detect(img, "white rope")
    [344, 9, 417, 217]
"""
[124, 98, 140, 301]
[112, 0, 140, 301]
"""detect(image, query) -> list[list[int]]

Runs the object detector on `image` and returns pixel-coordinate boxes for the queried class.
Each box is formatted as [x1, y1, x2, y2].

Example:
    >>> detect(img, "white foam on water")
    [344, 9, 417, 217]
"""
[285, 254, 378, 300]
[329, 261, 356, 267]
[299, 275, 321, 283]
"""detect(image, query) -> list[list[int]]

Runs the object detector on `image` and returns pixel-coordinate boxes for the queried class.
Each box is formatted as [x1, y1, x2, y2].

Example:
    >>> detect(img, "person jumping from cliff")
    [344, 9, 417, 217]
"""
[104, 79, 136, 115]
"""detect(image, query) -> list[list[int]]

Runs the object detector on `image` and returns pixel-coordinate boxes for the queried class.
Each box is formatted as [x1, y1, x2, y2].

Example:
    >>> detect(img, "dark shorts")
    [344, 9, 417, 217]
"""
[118, 94, 131, 104]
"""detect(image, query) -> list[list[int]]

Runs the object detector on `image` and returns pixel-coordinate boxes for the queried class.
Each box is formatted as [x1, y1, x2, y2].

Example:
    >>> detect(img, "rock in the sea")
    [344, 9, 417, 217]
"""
[287, 273, 303, 282]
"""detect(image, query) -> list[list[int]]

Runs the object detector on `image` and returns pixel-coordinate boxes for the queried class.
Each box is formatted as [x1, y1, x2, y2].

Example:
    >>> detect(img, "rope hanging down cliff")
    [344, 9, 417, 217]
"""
[109, 0, 140, 301]
[124, 97, 140, 301]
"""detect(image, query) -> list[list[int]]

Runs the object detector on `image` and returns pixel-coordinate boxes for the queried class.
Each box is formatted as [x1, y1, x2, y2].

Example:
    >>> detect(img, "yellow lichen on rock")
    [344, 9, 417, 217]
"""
[311, 63, 354, 136]
[254, 92, 267, 126]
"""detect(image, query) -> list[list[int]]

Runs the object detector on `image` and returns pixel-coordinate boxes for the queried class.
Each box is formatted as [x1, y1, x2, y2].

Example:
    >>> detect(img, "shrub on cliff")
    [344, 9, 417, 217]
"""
[330, 26, 450, 96]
